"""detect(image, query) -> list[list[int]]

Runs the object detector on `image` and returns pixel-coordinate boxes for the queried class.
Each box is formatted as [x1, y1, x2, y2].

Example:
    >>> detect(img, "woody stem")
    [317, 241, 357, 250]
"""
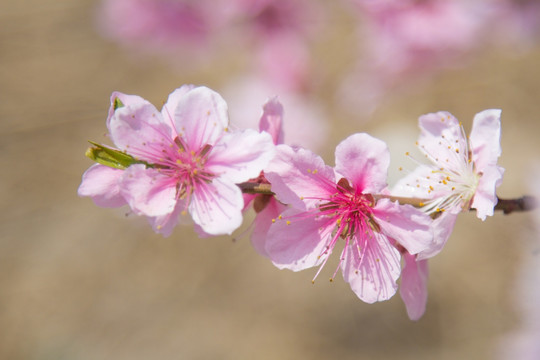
[237, 181, 537, 214]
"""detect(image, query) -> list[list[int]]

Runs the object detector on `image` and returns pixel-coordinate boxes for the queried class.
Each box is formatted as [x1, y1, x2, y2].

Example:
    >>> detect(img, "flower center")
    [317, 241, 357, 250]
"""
[319, 177, 378, 241]
[153, 136, 215, 199]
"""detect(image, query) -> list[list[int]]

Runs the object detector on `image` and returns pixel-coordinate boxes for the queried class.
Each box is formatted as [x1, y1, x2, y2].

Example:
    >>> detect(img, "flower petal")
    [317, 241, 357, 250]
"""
[334, 133, 389, 193]
[469, 109, 504, 220]
[400, 253, 429, 321]
[107, 91, 149, 129]
[148, 198, 190, 237]
[207, 129, 275, 183]
[417, 212, 457, 260]
[259, 97, 284, 145]
[469, 109, 502, 171]
[372, 198, 433, 255]
[189, 177, 244, 235]
[108, 101, 173, 163]
[417, 111, 469, 172]
[250, 198, 288, 257]
[472, 164, 504, 220]
[392, 165, 442, 199]
[341, 233, 401, 303]
[265, 208, 333, 271]
[174, 86, 229, 150]
[121, 164, 177, 217]
[78, 164, 126, 207]
[161, 85, 196, 129]
[265, 144, 336, 210]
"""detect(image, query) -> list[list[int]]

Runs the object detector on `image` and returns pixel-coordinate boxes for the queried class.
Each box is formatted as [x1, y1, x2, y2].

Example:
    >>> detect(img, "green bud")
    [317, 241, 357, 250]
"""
[85, 141, 140, 170]
[113, 97, 124, 110]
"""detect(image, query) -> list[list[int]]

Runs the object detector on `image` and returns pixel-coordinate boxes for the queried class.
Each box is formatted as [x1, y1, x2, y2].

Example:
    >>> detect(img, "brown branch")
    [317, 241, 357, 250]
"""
[236, 181, 538, 214]
[494, 196, 537, 214]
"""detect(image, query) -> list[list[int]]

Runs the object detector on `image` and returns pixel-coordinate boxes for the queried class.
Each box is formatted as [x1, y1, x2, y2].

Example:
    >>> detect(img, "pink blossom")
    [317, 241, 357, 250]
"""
[78, 85, 275, 236]
[96, 0, 224, 51]
[264, 133, 433, 303]
[243, 97, 287, 256]
[396, 109, 504, 219]
[390, 110, 504, 319]
[339, 0, 496, 116]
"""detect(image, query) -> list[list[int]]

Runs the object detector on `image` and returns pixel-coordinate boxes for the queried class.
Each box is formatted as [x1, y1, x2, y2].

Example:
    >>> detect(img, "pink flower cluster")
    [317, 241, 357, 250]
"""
[79, 85, 504, 320]
[96, 0, 540, 115]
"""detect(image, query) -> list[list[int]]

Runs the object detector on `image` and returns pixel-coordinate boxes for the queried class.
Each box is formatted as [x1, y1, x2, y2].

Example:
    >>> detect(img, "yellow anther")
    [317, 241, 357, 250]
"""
[286, 221, 291, 225]
[272, 219, 276, 223]
[455, 149, 460, 153]
[405, 152, 410, 156]
[278, 215, 282, 220]
[419, 202, 425, 206]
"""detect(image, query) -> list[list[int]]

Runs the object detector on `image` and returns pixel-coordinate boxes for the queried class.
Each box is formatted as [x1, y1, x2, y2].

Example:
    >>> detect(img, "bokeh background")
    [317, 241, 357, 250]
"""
[2, 1, 540, 359]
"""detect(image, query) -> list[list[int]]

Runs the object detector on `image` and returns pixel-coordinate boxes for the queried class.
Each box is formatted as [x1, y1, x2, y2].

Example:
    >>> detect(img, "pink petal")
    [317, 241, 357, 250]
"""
[341, 233, 401, 303]
[265, 208, 333, 271]
[250, 198, 288, 257]
[418, 111, 467, 165]
[334, 133, 390, 194]
[259, 97, 284, 145]
[148, 198, 190, 237]
[207, 129, 275, 183]
[392, 165, 442, 199]
[469, 109, 502, 171]
[78, 164, 126, 207]
[108, 101, 173, 162]
[400, 253, 429, 321]
[121, 164, 177, 217]
[469, 109, 505, 220]
[417, 212, 457, 260]
[242, 193, 256, 211]
[265, 144, 336, 210]
[161, 85, 196, 130]
[189, 177, 244, 235]
[107, 91, 149, 129]
[173, 86, 229, 150]
[372, 198, 433, 255]
[472, 164, 505, 220]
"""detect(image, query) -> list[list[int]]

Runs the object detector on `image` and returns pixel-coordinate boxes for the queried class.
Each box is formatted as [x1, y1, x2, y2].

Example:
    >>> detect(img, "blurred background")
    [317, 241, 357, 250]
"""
[1, 0, 540, 359]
